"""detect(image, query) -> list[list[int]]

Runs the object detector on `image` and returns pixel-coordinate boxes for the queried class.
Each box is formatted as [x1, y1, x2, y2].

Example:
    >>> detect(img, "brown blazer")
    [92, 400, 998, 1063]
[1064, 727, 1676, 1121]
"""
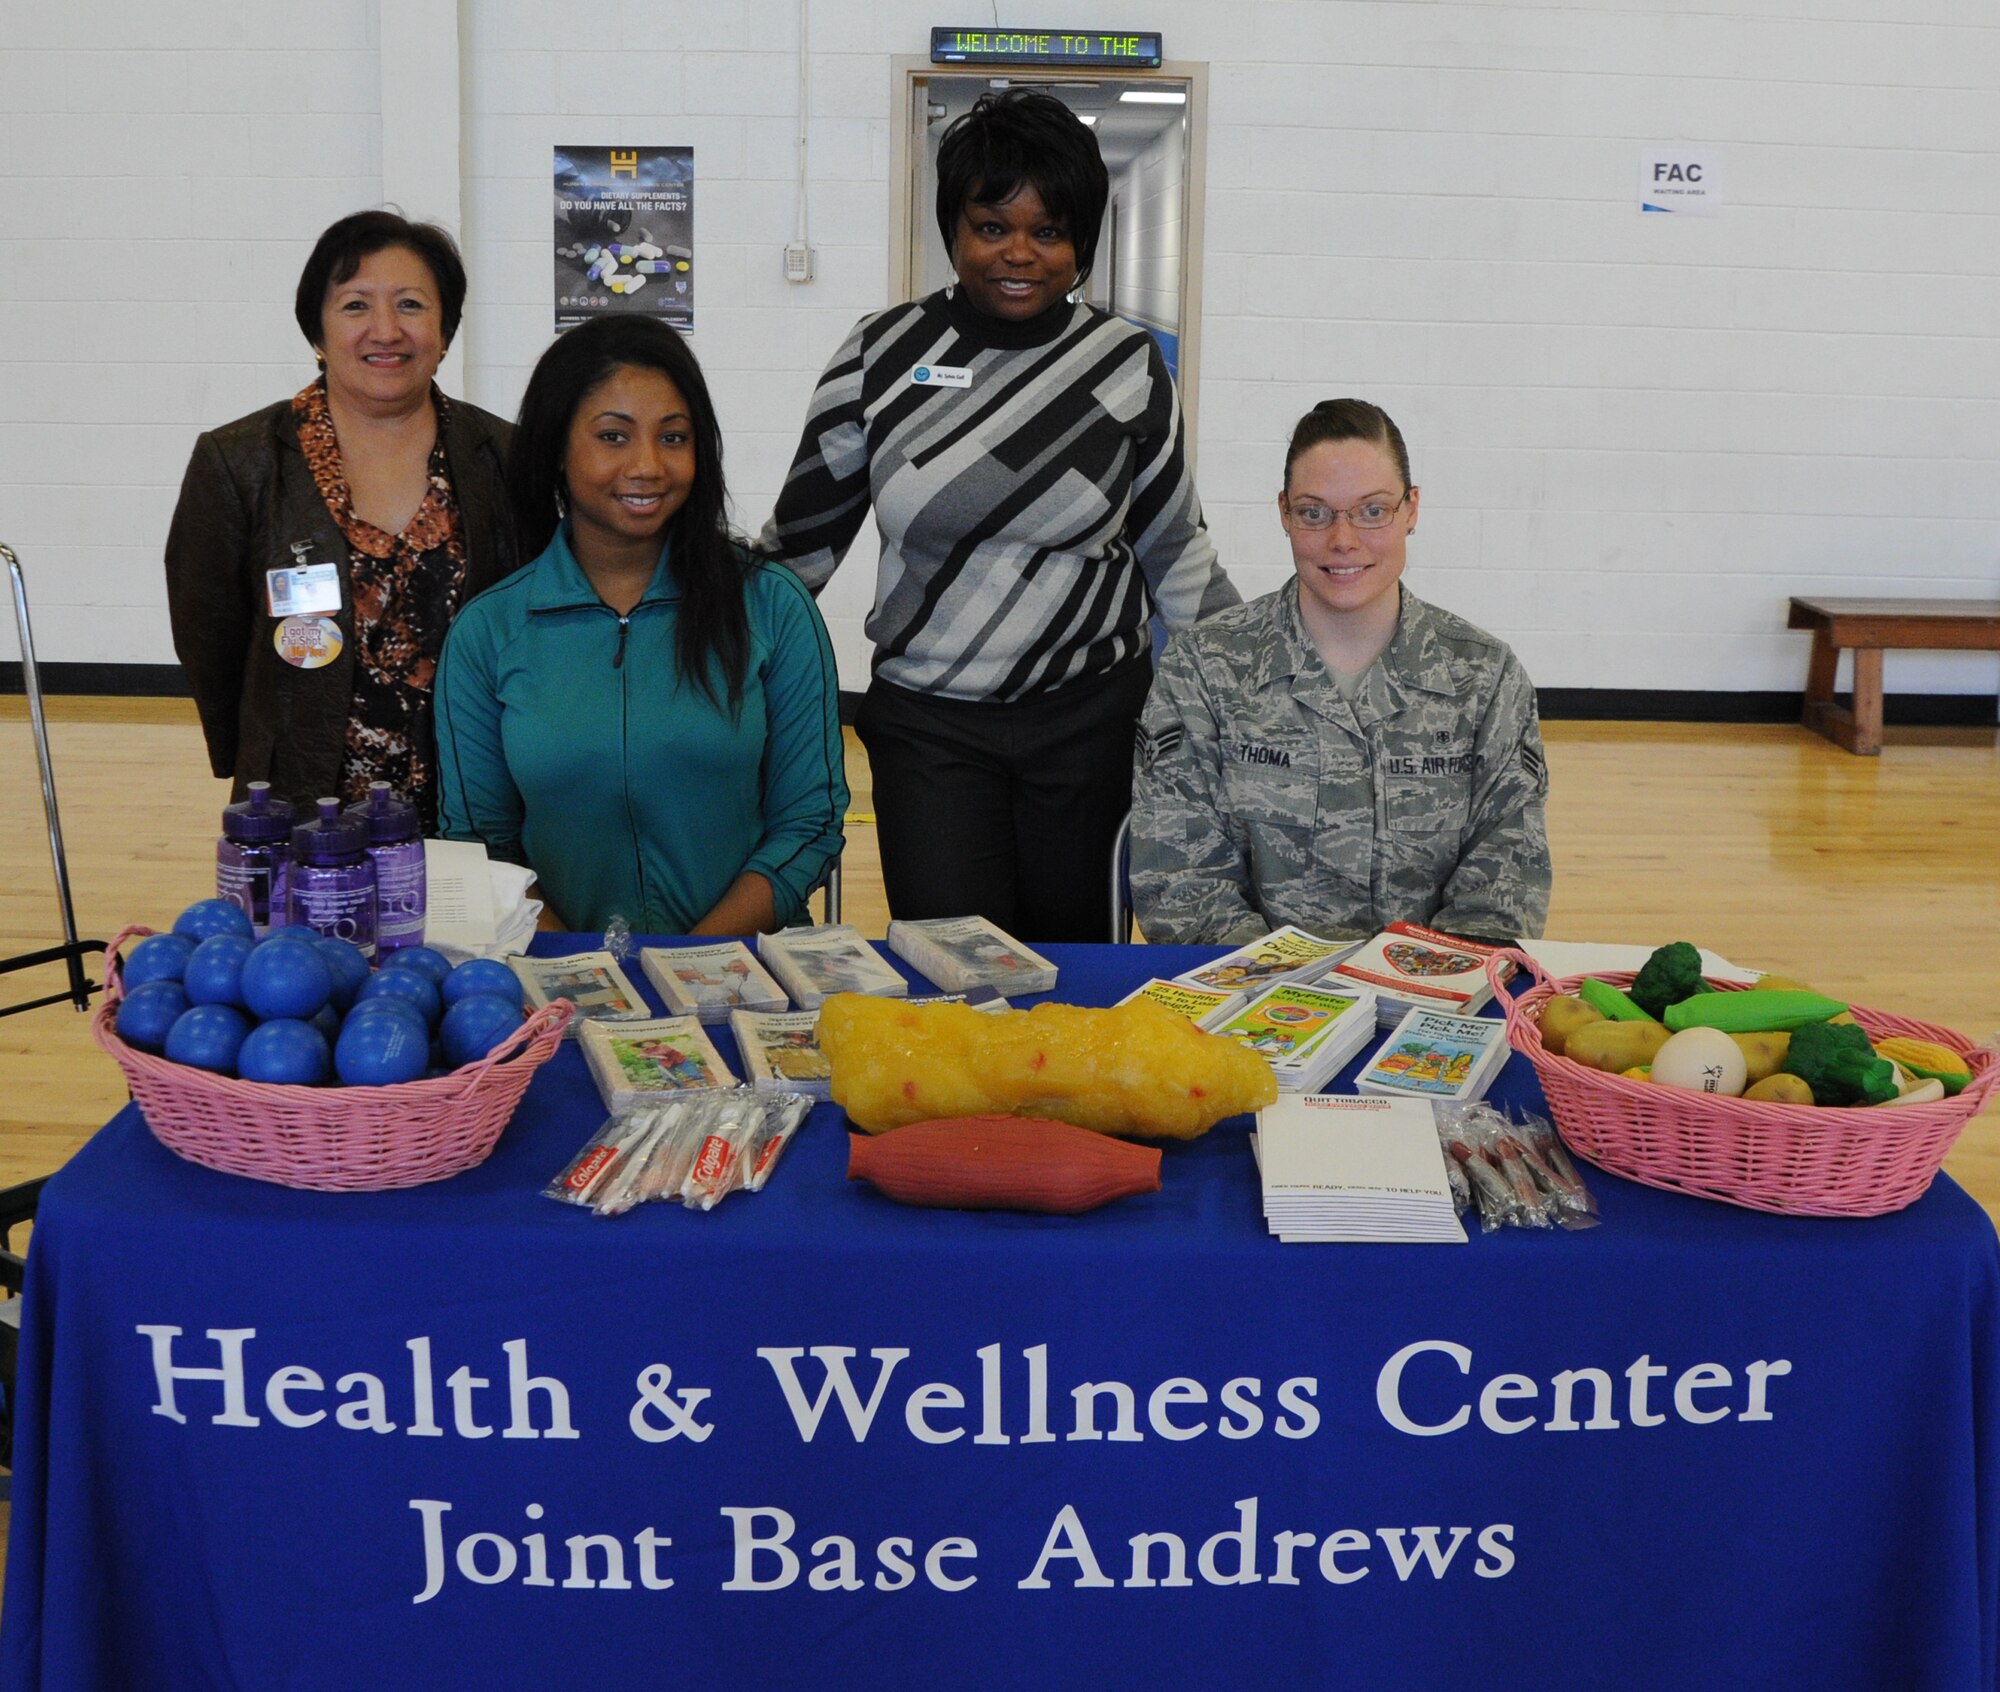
[164, 394, 519, 811]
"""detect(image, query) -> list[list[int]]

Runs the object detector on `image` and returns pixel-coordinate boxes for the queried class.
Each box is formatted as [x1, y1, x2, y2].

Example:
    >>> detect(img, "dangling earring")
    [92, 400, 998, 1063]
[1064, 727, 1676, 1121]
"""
[554, 485, 568, 520]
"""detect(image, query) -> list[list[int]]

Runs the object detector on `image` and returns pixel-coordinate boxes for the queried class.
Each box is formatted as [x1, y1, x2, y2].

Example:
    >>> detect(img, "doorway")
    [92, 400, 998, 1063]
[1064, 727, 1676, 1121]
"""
[888, 58, 1208, 442]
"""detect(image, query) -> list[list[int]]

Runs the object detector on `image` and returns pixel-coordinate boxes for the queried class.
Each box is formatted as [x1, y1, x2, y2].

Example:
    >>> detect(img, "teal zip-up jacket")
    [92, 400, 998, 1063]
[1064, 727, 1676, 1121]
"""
[434, 527, 847, 934]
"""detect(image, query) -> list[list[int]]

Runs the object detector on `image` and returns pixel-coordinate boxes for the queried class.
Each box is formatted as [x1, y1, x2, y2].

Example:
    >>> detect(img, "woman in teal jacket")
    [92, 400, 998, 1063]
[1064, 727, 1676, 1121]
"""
[435, 316, 846, 935]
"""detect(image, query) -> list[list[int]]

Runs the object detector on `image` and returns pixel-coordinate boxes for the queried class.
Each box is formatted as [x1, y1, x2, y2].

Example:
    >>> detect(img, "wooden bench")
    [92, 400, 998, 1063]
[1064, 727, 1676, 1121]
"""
[1787, 596, 2000, 755]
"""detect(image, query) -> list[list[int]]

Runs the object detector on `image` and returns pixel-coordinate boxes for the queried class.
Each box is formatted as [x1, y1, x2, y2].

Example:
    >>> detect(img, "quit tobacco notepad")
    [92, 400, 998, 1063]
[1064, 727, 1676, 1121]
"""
[1255, 1093, 1466, 1244]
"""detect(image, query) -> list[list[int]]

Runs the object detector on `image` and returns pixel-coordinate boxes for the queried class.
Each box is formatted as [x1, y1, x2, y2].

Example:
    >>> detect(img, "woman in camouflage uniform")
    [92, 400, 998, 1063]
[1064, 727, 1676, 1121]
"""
[1130, 400, 1550, 946]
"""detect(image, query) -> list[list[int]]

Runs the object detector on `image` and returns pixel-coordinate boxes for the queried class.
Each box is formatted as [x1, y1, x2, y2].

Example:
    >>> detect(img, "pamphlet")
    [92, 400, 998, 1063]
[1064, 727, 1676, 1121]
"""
[641, 941, 789, 1023]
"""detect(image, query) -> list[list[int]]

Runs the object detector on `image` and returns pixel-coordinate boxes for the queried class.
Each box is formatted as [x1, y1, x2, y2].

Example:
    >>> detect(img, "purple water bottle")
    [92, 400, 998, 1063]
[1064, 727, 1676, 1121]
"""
[216, 781, 294, 936]
[288, 797, 378, 958]
[347, 782, 426, 955]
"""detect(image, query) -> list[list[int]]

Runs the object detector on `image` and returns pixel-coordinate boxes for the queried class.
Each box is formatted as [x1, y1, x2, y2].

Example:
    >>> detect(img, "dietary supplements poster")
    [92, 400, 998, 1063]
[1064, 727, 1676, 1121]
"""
[553, 147, 693, 330]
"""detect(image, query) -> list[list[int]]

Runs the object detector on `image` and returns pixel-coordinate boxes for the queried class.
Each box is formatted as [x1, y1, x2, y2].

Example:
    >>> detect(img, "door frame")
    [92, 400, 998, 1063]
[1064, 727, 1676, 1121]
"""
[886, 56, 1210, 454]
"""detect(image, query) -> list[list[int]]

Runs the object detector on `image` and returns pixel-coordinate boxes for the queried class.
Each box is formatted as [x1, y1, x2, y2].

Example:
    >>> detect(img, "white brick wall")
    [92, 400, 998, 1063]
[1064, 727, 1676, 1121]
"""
[3, 0, 1995, 703]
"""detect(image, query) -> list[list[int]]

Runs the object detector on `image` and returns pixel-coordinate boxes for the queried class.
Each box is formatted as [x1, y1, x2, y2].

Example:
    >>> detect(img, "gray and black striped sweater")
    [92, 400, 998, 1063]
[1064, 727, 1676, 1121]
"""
[757, 288, 1238, 702]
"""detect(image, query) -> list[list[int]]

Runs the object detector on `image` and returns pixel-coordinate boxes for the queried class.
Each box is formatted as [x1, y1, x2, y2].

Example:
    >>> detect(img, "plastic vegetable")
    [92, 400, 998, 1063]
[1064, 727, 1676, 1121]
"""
[1629, 942, 1707, 1020]
[1537, 994, 1605, 1056]
[1781, 1020, 1899, 1107]
[1744, 1073, 1814, 1106]
[1578, 978, 1656, 1024]
[1664, 989, 1850, 1034]
[1872, 1037, 1971, 1096]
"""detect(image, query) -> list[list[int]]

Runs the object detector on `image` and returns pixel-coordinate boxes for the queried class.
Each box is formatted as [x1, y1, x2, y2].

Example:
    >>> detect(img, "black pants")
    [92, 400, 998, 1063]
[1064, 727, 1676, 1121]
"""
[855, 658, 1153, 944]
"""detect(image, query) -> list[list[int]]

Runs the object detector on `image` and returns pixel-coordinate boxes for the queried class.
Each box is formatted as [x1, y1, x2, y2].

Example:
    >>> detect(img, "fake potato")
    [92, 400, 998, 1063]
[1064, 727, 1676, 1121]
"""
[818, 993, 1278, 1140]
[1744, 1073, 1815, 1106]
[1563, 1019, 1670, 1076]
[1729, 1031, 1792, 1086]
[1538, 994, 1606, 1057]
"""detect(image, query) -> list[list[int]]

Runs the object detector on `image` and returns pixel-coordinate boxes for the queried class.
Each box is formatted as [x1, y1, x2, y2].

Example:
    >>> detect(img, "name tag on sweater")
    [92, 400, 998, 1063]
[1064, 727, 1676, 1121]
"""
[909, 364, 972, 389]
[267, 562, 341, 617]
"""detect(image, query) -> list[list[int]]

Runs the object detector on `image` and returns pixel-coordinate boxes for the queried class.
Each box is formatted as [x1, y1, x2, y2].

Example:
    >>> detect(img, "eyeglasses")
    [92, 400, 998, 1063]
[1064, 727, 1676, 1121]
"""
[1283, 490, 1411, 531]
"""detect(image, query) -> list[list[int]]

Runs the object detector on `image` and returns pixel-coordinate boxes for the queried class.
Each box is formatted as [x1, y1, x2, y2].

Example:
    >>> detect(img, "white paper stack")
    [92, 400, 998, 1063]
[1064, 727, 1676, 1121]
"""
[422, 840, 542, 961]
[641, 941, 789, 1023]
[1354, 1008, 1511, 1105]
[886, 915, 1058, 995]
[1327, 923, 1514, 1027]
[758, 924, 909, 1011]
[1208, 982, 1378, 1092]
[1255, 1094, 1466, 1244]
[1172, 925, 1362, 997]
[1512, 938, 1758, 986]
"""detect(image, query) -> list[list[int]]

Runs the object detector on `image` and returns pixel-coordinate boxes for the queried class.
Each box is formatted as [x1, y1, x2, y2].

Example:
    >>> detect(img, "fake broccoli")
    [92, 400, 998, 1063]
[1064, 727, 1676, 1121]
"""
[1782, 1020, 1899, 1108]
[1629, 942, 1706, 1020]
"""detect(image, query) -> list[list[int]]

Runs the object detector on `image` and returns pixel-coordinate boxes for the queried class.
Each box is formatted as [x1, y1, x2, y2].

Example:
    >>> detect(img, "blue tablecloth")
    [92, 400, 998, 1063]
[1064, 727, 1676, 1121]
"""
[5, 942, 1999, 1691]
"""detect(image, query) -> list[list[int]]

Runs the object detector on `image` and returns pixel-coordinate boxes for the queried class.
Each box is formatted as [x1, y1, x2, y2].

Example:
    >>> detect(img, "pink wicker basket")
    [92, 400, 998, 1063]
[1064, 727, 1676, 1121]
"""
[1491, 950, 2000, 1218]
[95, 925, 572, 1191]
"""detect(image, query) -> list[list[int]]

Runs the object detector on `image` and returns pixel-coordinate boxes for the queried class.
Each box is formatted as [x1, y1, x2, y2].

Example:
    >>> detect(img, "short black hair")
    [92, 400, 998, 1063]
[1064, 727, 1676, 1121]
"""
[935, 89, 1109, 287]
[1284, 399, 1414, 492]
[508, 316, 750, 710]
[293, 210, 468, 350]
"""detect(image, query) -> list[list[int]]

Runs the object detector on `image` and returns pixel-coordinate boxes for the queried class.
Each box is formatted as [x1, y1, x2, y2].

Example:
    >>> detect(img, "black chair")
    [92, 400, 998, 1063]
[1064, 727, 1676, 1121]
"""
[0, 1175, 50, 1472]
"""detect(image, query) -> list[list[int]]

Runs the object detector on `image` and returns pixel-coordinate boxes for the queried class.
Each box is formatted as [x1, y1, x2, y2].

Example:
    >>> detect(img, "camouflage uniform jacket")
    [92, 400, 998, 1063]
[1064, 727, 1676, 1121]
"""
[1130, 582, 1551, 946]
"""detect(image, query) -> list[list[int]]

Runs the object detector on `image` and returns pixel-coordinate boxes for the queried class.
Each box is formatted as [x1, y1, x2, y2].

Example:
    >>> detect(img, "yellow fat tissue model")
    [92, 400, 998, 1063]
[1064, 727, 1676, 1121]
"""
[819, 994, 1279, 1139]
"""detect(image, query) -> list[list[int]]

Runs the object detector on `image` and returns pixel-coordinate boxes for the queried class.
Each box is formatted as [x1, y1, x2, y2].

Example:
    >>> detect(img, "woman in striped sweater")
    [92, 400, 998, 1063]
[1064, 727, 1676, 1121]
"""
[758, 89, 1238, 943]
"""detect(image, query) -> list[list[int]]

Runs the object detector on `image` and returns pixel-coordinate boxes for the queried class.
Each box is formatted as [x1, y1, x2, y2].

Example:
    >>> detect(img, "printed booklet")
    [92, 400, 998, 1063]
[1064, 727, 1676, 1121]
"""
[579, 1015, 737, 1112]
[886, 915, 1058, 996]
[757, 924, 908, 1011]
[1172, 925, 1361, 997]
[728, 1009, 832, 1098]
[1115, 977, 1245, 1031]
[1328, 923, 1515, 1027]
[509, 950, 651, 1036]
[1354, 1008, 1510, 1105]
[1254, 1094, 1466, 1244]
[1208, 982, 1379, 1093]
[640, 941, 788, 1023]
[906, 987, 1011, 1014]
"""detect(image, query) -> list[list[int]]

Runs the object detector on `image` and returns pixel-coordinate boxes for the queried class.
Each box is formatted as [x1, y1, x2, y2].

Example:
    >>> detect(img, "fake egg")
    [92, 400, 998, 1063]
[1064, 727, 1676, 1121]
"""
[182, 934, 255, 1007]
[1649, 1026, 1748, 1097]
[116, 979, 190, 1052]
[335, 1004, 431, 1086]
[125, 933, 197, 989]
[240, 938, 335, 1021]
[441, 958, 524, 1012]
[172, 898, 256, 944]
[237, 1018, 332, 1085]
[164, 1003, 251, 1075]
[382, 946, 452, 986]
[440, 992, 523, 1068]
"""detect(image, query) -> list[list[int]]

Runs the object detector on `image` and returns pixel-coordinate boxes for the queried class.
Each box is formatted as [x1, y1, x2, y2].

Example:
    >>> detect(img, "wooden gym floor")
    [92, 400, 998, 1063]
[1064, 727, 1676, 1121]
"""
[0, 697, 1997, 1590]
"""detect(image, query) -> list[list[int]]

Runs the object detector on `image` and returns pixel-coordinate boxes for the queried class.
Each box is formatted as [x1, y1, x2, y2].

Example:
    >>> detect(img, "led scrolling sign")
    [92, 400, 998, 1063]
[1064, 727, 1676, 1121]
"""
[929, 27, 1164, 67]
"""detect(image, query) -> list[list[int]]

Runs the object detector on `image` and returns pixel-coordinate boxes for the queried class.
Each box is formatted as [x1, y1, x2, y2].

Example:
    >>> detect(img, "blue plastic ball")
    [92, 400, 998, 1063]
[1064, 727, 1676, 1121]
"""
[237, 1018, 332, 1085]
[440, 992, 525, 1068]
[356, 967, 440, 1027]
[240, 939, 335, 1022]
[164, 1003, 250, 1074]
[261, 923, 322, 946]
[341, 995, 429, 1038]
[313, 938, 371, 1012]
[309, 1003, 342, 1044]
[381, 945, 452, 986]
[116, 979, 190, 1052]
[124, 933, 197, 989]
[182, 934, 255, 1007]
[172, 898, 255, 943]
[440, 958, 525, 1012]
[335, 1005, 430, 1086]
